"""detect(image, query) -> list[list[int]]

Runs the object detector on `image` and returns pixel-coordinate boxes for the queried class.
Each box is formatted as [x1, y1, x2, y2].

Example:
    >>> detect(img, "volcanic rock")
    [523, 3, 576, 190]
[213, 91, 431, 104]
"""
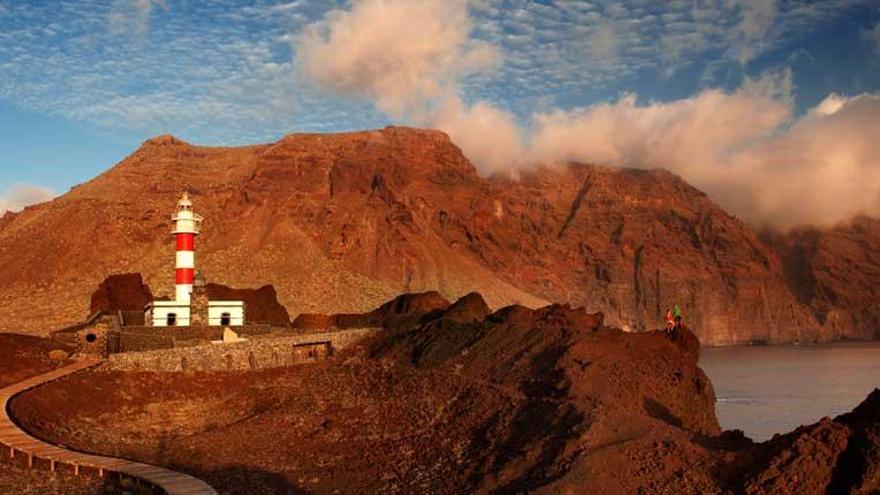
[292, 290, 450, 330]
[367, 290, 451, 321]
[740, 389, 880, 495]
[0, 126, 876, 344]
[89, 273, 154, 315]
[0, 333, 74, 387]
[206, 283, 290, 325]
[8, 293, 880, 494]
[11, 292, 721, 494]
[437, 291, 489, 323]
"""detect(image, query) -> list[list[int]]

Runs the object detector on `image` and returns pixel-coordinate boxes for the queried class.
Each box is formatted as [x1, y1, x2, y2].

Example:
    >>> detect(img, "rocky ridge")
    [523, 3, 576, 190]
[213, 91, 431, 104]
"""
[9, 291, 880, 494]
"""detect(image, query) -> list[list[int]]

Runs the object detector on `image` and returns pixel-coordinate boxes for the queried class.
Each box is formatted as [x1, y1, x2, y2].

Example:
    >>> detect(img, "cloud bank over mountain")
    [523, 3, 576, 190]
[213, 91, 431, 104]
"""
[527, 82, 880, 230]
[298, 0, 880, 230]
[0, 184, 55, 213]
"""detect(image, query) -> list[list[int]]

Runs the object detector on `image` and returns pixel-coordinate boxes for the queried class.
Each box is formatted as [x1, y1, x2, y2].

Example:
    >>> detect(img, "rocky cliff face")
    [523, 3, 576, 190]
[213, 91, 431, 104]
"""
[768, 216, 880, 341]
[0, 126, 875, 344]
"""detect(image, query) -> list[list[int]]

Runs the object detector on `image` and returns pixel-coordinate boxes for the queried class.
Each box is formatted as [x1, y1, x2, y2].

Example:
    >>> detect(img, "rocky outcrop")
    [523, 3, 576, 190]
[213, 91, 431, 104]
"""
[10, 292, 880, 494]
[89, 273, 154, 315]
[364, 294, 719, 435]
[740, 389, 880, 494]
[206, 283, 290, 325]
[0, 126, 875, 344]
[306, 292, 880, 492]
[12, 292, 722, 494]
[292, 291, 450, 330]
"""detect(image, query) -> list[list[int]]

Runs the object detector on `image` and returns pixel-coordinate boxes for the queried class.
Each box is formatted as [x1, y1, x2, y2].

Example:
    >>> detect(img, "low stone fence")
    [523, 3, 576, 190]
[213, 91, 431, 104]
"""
[105, 328, 379, 372]
[118, 324, 278, 340]
[112, 325, 285, 353]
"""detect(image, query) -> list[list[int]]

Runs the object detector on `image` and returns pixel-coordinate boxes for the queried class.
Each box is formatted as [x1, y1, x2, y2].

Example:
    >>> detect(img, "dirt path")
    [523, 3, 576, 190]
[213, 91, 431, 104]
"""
[0, 359, 217, 495]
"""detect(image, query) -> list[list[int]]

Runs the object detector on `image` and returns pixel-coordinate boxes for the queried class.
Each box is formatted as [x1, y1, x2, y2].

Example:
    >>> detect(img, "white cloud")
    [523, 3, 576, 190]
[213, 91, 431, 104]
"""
[528, 71, 792, 184]
[297, 0, 500, 119]
[0, 184, 55, 213]
[436, 71, 878, 231]
[725, 0, 778, 64]
[109, 0, 166, 35]
[810, 93, 849, 116]
[430, 96, 524, 175]
[731, 93, 880, 229]
[585, 19, 620, 67]
[526, 79, 880, 230]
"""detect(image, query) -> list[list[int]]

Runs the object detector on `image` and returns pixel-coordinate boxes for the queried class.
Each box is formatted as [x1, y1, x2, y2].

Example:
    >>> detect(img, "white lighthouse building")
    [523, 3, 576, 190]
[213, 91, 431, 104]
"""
[144, 193, 245, 327]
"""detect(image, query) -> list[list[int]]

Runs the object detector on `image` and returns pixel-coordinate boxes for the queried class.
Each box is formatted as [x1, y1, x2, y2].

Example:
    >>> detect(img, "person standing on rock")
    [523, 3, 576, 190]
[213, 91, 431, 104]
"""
[673, 305, 683, 329]
[665, 309, 675, 333]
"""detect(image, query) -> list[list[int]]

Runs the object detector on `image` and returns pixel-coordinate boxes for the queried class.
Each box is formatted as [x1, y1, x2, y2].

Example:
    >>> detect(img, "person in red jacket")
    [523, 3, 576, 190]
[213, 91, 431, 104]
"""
[665, 308, 675, 333]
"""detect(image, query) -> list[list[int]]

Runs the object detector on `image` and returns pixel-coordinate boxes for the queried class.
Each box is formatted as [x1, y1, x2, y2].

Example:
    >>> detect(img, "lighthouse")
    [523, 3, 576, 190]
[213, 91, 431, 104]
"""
[144, 193, 245, 327]
[171, 192, 201, 302]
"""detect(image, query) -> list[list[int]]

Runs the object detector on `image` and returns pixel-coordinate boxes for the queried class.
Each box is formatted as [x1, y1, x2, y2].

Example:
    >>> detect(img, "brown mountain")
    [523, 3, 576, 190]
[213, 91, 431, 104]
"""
[768, 216, 880, 341]
[0, 126, 876, 344]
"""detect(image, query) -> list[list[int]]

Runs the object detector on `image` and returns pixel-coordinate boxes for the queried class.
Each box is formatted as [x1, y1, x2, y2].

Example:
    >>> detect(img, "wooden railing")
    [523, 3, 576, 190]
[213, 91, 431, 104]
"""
[0, 359, 217, 495]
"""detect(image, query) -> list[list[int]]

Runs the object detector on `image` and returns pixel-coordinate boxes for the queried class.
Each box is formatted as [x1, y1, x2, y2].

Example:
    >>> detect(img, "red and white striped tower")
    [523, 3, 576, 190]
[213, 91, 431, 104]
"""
[170, 192, 203, 302]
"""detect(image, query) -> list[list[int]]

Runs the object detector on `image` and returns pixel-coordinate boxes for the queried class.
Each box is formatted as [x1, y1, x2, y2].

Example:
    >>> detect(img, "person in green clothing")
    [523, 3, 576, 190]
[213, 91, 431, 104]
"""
[673, 305, 683, 329]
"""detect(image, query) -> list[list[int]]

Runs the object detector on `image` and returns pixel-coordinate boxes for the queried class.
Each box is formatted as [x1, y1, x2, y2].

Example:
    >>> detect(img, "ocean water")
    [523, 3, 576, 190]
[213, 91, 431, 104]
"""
[699, 342, 880, 442]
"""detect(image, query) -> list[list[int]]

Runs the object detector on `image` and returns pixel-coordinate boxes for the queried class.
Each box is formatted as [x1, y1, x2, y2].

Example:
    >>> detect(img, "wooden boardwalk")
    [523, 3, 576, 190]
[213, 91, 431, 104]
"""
[0, 359, 217, 495]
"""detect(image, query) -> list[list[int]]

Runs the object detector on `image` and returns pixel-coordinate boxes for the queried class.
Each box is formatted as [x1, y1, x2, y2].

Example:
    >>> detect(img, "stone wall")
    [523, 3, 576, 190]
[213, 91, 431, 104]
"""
[122, 326, 223, 341]
[116, 324, 279, 345]
[106, 328, 379, 372]
[76, 321, 113, 358]
[118, 332, 175, 352]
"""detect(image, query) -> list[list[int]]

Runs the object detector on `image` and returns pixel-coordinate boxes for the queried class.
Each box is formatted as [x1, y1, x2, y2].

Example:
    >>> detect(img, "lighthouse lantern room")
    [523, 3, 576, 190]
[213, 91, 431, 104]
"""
[144, 193, 245, 327]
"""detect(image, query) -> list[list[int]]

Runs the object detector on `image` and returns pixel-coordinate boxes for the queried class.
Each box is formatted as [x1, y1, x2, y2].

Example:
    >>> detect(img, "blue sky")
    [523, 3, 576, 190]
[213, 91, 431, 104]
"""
[0, 0, 878, 214]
